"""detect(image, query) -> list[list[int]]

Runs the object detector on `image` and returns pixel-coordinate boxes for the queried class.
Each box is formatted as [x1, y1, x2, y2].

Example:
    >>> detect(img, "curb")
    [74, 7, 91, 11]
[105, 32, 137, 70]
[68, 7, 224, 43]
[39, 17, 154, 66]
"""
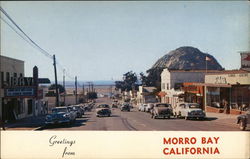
[32, 126, 45, 131]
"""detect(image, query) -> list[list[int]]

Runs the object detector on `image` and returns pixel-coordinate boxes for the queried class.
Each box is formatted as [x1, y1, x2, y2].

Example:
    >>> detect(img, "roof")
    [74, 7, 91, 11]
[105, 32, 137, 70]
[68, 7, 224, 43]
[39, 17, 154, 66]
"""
[38, 78, 51, 84]
[169, 69, 223, 73]
[183, 82, 231, 88]
[143, 87, 156, 93]
[205, 69, 249, 75]
[0, 55, 24, 63]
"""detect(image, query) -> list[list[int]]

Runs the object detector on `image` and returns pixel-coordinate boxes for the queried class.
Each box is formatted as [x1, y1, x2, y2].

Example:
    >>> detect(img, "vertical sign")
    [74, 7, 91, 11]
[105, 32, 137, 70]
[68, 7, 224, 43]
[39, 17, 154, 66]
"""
[241, 52, 250, 71]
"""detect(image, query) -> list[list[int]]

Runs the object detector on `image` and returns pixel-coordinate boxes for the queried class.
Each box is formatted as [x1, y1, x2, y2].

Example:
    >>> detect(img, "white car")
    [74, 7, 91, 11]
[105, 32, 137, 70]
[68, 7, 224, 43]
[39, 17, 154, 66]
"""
[145, 103, 155, 113]
[138, 104, 147, 112]
[174, 103, 206, 120]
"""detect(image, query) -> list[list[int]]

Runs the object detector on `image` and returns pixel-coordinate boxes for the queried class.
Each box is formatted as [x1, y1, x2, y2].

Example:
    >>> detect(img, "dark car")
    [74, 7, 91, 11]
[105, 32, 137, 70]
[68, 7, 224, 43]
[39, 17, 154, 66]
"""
[236, 110, 250, 130]
[112, 101, 119, 108]
[151, 103, 173, 119]
[121, 103, 131, 112]
[45, 107, 75, 125]
[96, 104, 111, 117]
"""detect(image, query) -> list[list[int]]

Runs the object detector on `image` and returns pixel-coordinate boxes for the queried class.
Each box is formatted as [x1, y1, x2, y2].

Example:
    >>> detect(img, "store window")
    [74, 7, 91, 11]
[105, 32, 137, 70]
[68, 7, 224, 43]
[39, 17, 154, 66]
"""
[17, 99, 25, 114]
[28, 99, 33, 114]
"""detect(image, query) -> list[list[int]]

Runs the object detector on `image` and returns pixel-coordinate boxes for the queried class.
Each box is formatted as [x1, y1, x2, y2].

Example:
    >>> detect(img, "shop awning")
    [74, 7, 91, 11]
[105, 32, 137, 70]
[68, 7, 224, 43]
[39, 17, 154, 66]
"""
[158, 91, 167, 97]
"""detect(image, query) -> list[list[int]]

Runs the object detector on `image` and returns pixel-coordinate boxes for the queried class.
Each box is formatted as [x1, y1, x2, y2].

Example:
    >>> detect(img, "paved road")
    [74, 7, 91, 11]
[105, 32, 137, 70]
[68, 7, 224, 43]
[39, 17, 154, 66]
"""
[41, 97, 240, 131]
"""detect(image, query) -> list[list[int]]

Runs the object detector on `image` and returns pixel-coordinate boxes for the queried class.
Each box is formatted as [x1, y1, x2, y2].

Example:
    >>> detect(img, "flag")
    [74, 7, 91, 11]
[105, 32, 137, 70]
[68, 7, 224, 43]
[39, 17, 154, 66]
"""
[205, 56, 211, 61]
[243, 55, 250, 61]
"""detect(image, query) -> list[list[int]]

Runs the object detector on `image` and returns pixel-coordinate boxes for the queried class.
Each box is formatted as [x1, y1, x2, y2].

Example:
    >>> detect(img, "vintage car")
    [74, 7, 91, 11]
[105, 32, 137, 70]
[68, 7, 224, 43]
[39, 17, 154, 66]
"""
[236, 110, 250, 130]
[96, 104, 111, 117]
[67, 106, 78, 119]
[145, 103, 155, 113]
[138, 104, 147, 112]
[121, 103, 131, 112]
[72, 105, 84, 118]
[111, 101, 119, 108]
[174, 102, 206, 120]
[45, 107, 75, 125]
[151, 103, 173, 119]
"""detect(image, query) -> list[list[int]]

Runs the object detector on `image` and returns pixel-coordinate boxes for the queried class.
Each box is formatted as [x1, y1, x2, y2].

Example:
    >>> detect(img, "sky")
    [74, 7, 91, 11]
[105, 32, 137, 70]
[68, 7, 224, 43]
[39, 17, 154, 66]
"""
[1, 1, 249, 82]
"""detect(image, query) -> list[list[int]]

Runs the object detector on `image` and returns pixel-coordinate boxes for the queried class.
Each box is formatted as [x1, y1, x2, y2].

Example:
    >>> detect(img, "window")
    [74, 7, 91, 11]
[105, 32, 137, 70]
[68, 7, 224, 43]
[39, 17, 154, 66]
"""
[162, 83, 165, 89]
[167, 83, 169, 90]
[6, 72, 10, 83]
[19, 73, 23, 77]
[0, 72, 4, 88]
[14, 73, 17, 77]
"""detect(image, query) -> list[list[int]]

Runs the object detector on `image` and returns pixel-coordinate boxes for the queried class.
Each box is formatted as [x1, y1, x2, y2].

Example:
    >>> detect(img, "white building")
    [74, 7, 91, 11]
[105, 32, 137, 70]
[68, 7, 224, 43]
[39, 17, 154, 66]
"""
[136, 86, 158, 106]
[160, 68, 221, 107]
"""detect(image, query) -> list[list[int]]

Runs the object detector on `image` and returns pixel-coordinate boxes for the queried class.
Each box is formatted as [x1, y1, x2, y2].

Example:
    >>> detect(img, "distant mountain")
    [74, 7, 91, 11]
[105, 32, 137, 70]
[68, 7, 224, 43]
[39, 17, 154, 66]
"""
[152, 46, 223, 70]
[146, 46, 223, 89]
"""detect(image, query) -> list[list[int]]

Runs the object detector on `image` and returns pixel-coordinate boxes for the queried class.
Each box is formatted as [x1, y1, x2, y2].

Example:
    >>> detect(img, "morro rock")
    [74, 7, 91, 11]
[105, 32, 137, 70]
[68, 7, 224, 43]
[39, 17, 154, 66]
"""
[151, 46, 223, 70]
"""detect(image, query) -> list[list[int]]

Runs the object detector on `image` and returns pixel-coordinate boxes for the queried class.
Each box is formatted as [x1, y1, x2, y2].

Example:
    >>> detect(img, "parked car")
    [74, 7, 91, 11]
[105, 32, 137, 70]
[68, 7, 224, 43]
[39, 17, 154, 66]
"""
[121, 103, 131, 112]
[151, 103, 173, 119]
[67, 106, 78, 119]
[174, 103, 206, 120]
[145, 103, 155, 113]
[96, 104, 111, 117]
[45, 107, 75, 125]
[236, 110, 250, 130]
[112, 101, 118, 108]
[138, 104, 147, 112]
[72, 105, 84, 118]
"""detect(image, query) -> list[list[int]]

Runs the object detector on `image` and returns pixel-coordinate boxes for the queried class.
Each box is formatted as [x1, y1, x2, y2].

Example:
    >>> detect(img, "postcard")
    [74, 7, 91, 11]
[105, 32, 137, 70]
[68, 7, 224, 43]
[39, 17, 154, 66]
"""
[0, 1, 249, 159]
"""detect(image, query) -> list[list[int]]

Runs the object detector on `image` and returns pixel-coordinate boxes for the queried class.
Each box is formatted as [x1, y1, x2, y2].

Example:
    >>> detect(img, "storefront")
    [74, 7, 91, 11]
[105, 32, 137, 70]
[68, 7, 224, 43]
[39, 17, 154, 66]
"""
[205, 70, 250, 114]
[182, 83, 205, 110]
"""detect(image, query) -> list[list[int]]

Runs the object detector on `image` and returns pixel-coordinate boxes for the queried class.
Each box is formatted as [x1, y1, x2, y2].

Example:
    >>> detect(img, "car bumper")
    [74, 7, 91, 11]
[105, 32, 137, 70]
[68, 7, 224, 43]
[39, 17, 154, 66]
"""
[187, 114, 206, 118]
[45, 119, 70, 125]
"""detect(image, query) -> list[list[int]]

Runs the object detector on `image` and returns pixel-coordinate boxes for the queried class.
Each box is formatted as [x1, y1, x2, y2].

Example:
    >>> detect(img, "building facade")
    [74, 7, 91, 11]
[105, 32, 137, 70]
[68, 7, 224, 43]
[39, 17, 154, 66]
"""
[0, 55, 50, 122]
[136, 86, 158, 105]
[205, 70, 250, 114]
[160, 68, 221, 108]
[0, 56, 26, 121]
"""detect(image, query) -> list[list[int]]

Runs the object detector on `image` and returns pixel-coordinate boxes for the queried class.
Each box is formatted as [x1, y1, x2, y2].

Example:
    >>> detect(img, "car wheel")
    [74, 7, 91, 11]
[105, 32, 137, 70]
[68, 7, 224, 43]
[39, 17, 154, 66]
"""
[239, 120, 246, 131]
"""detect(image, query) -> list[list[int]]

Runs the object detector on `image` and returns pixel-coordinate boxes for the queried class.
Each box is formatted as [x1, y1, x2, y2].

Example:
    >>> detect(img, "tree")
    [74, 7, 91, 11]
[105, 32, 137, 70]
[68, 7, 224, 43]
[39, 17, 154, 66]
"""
[115, 71, 138, 91]
[87, 92, 97, 100]
[146, 67, 164, 90]
[139, 72, 151, 86]
[48, 84, 65, 94]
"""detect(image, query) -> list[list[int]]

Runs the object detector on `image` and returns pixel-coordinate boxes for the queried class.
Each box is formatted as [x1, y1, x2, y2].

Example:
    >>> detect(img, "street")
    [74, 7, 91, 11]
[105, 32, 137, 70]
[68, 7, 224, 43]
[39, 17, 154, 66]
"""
[38, 97, 241, 131]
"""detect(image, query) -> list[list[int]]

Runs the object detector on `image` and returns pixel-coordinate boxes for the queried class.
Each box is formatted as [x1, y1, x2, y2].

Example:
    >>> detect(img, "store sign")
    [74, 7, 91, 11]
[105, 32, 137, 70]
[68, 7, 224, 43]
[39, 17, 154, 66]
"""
[4, 87, 36, 98]
[215, 76, 227, 84]
[3, 77, 34, 87]
[37, 89, 44, 99]
[241, 53, 250, 71]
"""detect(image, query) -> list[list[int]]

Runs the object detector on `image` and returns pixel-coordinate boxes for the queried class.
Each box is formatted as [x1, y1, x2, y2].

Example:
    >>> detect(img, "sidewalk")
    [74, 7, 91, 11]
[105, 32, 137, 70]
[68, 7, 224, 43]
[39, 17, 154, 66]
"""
[206, 112, 239, 127]
[0, 115, 46, 130]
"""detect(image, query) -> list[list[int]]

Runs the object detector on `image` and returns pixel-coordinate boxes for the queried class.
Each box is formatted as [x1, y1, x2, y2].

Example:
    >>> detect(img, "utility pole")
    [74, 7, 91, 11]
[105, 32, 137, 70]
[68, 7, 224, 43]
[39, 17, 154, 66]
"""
[63, 69, 66, 105]
[75, 76, 77, 104]
[82, 83, 85, 102]
[53, 55, 59, 107]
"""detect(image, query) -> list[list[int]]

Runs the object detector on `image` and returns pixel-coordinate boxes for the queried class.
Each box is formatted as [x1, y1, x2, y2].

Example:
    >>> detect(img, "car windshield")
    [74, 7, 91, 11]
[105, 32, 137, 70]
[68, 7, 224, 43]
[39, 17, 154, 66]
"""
[156, 104, 170, 107]
[97, 104, 109, 108]
[188, 104, 200, 109]
[52, 108, 68, 113]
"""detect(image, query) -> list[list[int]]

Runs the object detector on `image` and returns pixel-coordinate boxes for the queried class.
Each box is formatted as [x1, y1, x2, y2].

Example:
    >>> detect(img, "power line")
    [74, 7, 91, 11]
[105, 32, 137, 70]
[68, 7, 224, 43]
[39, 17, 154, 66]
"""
[0, 6, 77, 81]
[0, 6, 53, 59]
